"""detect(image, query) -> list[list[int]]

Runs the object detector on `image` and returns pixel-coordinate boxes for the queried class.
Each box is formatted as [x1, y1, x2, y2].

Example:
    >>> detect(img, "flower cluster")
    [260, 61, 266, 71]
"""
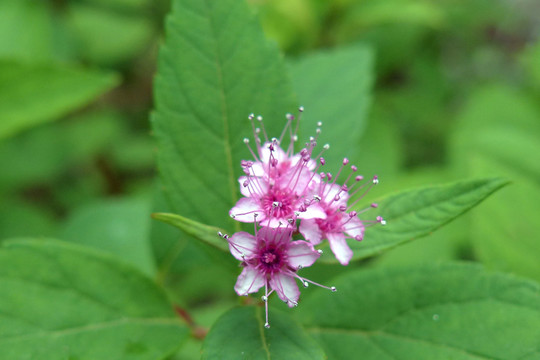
[221, 107, 384, 328]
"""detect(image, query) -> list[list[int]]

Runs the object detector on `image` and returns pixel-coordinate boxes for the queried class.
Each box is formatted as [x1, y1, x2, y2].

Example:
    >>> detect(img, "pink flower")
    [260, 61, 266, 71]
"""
[300, 158, 385, 265]
[229, 110, 327, 227]
[220, 225, 335, 328]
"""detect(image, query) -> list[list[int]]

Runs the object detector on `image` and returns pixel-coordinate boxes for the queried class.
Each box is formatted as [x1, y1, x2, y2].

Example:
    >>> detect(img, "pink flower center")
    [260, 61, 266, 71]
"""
[261, 188, 297, 219]
[257, 247, 285, 273]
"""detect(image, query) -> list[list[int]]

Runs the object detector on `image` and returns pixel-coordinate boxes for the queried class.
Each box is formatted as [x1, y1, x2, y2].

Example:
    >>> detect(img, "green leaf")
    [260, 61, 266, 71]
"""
[521, 40, 540, 90]
[0, 0, 55, 61]
[66, 3, 154, 66]
[152, 0, 296, 232]
[290, 45, 374, 172]
[0, 61, 119, 140]
[0, 239, 188, 359]
[61, 197, 156, 276]
[201, 306, 326, 360]
[319, 178, 509, 263]
[297, 263, 540, 360]
[451, 85, 540, 281]
[0, 199, 57, 241]
[0, 110, 124, 191]
[151, 212, 229, 253]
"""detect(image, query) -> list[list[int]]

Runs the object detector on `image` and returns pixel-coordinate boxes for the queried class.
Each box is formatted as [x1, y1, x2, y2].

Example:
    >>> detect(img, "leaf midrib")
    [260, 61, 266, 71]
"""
[202, 0, 239, 233]
[374, 179, 506, 225]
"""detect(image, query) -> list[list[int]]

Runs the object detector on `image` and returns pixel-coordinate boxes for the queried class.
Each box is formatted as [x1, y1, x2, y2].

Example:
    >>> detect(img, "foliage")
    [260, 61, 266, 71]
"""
[1, 0, 538, 358]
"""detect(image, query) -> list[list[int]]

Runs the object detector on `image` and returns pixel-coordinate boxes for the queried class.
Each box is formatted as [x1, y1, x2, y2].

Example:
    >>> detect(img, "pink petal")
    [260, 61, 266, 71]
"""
[230, 197, 264, 223]
[260, 142, 288, 164]
[234, 267, 265, 296]
[250, 161, 266, 177]
[228, 231, 257, 261]
[269, 272, 300, 307]
[238, 176, 268, 197]
[323, 183, 349, 207]
[299, 219, 323, 245]
[281, 167, 315, 194]
[287, 241, 320, 269]
[260, 217, 289, 228]
[257, 226, 292, 245]
[327, 232, 353, 266]
[298, 203, 326, 220]
[344, 216, 365, 240]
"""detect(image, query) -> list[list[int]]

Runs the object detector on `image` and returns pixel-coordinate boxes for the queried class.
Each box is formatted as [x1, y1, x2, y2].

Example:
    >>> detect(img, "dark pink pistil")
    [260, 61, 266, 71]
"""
[258, 248, 284, 272]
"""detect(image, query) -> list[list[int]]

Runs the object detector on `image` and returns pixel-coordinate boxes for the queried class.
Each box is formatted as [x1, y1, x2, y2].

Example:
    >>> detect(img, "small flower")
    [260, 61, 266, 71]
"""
[229, 110, 328, 227]
[220, 224, 335, 328]
[300, 159, 385, 265]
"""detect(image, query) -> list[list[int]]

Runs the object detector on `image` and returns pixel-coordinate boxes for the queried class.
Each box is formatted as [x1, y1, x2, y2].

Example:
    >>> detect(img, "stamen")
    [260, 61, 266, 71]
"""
[294, 273, 336, 292]
[264, 281, 270, 329]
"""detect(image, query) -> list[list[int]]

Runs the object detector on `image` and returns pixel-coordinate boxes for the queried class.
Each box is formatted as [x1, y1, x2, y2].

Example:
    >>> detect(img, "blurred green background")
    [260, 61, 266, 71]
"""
[1, 0, 539, 345]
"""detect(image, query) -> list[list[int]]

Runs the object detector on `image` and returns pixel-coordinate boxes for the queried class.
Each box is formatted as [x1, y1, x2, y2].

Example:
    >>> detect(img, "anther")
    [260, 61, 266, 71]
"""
[356, 175, 363, 181]
[371, 203, 378, 208]
[351, 165, 357, 172]
[272, 201, 280, 208]
[299, 106, 304, 112]
[303, 281, 309, 288]
[313, 195, 321, 202]
[317, 249, 323, 254]
[230, 214, 236, 219]
[343, 158, 349, 165]
[264, 323, 270, 329]
[248, 113, 254, 120]
[323, 144, 330, 150]
[262, 295, 268, 302]
[317, 121, 322, 126]
[373, 175, 379, 184]
[286, 113, 294, 120]
[257, 115, 263, 121]
[349, 211, 357, 217]
[243, 138, 249, 144]
[331, 287, 337, 292]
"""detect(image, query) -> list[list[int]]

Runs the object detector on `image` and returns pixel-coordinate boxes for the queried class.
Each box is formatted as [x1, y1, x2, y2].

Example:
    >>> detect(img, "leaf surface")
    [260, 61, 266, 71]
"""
[451, 85, 540, 281]
[202, 306, 325, 360]
[0, 239, 188, 359]
[297, 263, 540, 360]
[152, 212, 228, 252]
[319, 178, 508, 263]
[61, 198, 155, 276]
[290, 45, 373, 172]
[152, 0, 296, 232]
[0, 61, 119, 140]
